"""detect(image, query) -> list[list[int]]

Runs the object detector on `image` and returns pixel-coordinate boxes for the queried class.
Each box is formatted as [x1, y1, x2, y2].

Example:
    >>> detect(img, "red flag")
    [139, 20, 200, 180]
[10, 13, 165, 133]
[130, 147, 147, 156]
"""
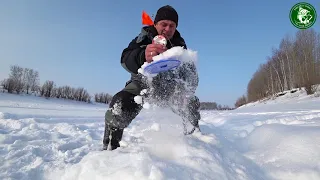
[142, 11, 154, 25]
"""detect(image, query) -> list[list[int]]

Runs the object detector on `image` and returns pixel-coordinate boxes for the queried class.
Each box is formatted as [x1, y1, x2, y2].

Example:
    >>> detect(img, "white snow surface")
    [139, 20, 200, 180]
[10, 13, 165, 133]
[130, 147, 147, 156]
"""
[1, 89, 320, 180]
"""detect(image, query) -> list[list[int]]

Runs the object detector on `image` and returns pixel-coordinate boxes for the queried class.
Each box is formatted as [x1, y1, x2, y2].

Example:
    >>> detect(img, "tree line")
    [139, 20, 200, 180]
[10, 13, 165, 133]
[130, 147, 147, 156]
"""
[1, 65, 231, 110]
[200, 102, 233, 110]
[235, 28, 320, 108]
[0, 65, 113, 104]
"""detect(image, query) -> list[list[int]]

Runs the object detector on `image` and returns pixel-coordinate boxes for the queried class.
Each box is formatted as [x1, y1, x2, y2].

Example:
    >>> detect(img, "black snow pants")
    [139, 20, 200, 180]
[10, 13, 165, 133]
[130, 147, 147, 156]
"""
[103, 80, 201, 150]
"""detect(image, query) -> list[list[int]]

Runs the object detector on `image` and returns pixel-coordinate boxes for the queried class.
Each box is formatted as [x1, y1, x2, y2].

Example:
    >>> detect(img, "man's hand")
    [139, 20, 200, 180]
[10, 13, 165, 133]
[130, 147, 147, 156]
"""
[145, 44, 167, 63]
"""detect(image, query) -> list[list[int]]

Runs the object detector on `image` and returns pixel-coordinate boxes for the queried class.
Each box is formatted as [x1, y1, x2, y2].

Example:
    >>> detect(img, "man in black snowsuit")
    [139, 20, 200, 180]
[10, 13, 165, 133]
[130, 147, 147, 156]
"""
[103, 5, 201, 150]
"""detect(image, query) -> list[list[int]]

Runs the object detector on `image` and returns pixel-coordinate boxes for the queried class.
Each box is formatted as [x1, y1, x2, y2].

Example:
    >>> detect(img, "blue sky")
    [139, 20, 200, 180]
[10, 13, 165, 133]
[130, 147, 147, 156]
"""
[0, 0, 319, 107]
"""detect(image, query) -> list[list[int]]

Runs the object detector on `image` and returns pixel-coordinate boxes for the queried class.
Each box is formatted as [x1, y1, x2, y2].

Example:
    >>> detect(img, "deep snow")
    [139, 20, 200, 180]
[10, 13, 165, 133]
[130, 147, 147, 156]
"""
[1, 88, 320, 180]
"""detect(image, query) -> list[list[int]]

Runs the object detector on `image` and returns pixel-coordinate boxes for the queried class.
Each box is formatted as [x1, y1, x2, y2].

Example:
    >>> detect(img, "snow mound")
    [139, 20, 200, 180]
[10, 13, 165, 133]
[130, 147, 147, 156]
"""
[239, 124, 320, 180]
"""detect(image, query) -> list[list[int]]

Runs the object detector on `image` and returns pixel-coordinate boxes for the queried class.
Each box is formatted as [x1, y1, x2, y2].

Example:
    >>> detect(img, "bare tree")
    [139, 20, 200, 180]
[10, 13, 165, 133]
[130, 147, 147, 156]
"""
[105, 93, 113, 104]
[94, 92, 113, 104]
[73, 87, 91, 102]
[1, 78, 15, 93]
[94, 93, 99, 102]
[294, 29, 318, 94]
[8, 65, 24, 94]
[30, 70, 40, 94]
[266, 61, 275, 95]
[41, 80, 55, 98]
[235, 95, 247, 108]
[22, 68, 38, 94]
[270, 51, 284, 92]
[279, 35, 295, 89]
[247, 64, 270, 102]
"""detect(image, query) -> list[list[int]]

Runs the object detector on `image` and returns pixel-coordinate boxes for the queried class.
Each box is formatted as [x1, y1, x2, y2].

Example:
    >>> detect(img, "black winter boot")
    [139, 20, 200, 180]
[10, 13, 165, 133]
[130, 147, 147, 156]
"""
[102, 127, 124, 151]
[102, 125, 111, 150]
[110, 129, 124, 150]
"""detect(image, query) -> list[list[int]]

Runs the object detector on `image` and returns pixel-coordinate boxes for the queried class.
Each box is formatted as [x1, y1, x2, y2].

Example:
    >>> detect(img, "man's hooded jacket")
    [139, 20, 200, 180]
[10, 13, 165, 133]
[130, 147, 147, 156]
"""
[120, 25, 199, 99]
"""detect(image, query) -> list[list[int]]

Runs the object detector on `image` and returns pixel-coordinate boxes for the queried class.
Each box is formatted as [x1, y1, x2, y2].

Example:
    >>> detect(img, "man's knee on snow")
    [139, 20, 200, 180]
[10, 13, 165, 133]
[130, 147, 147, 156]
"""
[105, 90, 143, 129]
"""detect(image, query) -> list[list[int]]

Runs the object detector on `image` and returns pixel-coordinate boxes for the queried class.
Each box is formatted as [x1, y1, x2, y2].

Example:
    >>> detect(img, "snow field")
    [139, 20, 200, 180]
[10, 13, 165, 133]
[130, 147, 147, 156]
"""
[1, 87, 320, 179]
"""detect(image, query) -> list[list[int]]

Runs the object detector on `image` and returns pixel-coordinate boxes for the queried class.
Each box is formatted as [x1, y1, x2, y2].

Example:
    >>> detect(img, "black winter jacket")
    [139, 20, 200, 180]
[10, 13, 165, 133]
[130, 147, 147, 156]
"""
[120, 25, 199, 96]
